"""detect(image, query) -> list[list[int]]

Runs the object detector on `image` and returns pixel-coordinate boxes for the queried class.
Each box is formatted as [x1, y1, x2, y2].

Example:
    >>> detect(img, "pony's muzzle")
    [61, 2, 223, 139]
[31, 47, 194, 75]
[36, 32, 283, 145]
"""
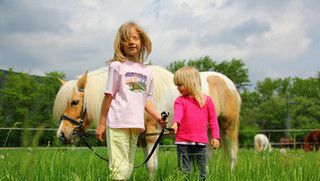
[58, 132, 70, 144]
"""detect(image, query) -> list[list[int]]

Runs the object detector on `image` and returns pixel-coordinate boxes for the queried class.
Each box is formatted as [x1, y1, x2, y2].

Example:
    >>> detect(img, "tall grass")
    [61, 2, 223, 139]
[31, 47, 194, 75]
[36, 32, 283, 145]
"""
[0, 147, 319, 181]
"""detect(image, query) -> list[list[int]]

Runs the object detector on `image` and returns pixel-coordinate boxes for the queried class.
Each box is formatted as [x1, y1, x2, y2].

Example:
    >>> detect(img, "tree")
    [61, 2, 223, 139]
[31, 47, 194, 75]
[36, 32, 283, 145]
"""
[0, 69, 65, 146]
[214, 58, 250, 90]
[167, 59, 186, 73]
[186, 56, 216, 71]
[167, 56, 250, 90]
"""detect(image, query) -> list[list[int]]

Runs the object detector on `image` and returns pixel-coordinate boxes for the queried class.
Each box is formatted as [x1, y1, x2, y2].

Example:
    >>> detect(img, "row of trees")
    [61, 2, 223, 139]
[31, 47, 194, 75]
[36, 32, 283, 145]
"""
[0, 57, 319, 147]
[0, 69, 64, 146]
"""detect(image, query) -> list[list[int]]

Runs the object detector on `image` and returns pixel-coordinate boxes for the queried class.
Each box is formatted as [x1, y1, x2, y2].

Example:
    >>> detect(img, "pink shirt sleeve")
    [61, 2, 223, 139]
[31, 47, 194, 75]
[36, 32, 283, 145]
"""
[104, 65, 120, 96]
[173, 97, 184, 124]
[207, 97, 220, 139]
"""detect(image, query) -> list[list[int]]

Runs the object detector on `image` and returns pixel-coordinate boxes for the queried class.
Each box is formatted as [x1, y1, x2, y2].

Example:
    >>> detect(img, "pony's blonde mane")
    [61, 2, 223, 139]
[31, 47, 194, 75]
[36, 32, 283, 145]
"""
[149, 65, 178, 120]
[83, 67, 108, 127]
[53, 80, 79, 119]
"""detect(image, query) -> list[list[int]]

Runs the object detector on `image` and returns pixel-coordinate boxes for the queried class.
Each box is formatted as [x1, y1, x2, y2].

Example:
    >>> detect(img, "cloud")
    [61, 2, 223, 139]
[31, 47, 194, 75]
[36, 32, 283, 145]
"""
[0, 0, 319, 84]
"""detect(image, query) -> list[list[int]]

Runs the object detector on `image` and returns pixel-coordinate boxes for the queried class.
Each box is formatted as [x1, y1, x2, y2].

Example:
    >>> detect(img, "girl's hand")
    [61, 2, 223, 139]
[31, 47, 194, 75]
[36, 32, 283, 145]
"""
[170, 122, 178, 134]
[157, 118, 167, 128]
[95, 124, 106, 142]
[211, 138, 220, 149]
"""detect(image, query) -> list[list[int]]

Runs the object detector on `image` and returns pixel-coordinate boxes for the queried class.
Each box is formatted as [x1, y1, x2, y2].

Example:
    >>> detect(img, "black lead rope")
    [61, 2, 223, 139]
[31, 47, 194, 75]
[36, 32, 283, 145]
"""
[75, 111, 172, 169]
[134, 111, 172, 168]
[77, 128, 109, 162]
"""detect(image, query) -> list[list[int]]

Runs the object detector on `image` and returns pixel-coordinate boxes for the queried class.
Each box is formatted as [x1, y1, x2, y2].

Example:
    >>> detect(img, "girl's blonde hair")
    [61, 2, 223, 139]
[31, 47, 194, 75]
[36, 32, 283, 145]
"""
[109, 21, 152, 63]
[174, 66, 206, 107]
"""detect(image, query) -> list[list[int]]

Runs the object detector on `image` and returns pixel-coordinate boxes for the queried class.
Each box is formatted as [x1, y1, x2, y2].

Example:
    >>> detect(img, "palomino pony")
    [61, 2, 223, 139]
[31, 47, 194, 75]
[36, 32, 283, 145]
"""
[53, 65, 241, 172]
[254, 134, 272, 152]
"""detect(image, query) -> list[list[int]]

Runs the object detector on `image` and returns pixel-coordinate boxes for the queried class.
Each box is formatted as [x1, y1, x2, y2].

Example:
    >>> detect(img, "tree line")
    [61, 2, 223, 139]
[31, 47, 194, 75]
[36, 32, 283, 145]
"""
[0, 57, 319, 147]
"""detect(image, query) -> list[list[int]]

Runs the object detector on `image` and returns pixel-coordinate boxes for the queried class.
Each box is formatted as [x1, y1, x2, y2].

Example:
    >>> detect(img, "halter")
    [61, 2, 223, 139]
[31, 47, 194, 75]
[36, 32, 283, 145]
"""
[59, 88, 109, 162]
[59, 88, 87, 135]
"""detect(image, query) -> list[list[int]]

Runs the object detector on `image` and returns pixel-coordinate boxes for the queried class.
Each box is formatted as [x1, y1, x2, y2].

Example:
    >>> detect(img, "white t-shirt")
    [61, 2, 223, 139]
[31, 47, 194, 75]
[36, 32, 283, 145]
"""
[104, 60, 153, 132]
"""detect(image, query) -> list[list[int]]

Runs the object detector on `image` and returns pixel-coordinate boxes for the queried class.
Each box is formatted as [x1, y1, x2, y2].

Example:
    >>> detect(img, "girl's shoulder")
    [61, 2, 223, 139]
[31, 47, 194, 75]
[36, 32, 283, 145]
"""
[109, 61, 123, 69]
[174, 95, 194, 104]
[203, 94, 214, 103]
[174, 96, 187, 103]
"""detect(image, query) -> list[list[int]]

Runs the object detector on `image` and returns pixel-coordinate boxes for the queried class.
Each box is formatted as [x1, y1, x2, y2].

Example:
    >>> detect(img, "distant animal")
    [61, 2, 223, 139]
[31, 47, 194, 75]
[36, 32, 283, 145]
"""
[53, 65, 241, 171]
[279, 137, 294, 149]
[304, 130, 320, 152]
[254, 134, 272, 152]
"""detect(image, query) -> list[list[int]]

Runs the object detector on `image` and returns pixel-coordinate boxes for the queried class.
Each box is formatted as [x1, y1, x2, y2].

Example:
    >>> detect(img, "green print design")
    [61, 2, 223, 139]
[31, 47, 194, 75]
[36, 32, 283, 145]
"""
[126, 81, 146, 92]
[125, 72, 147, 92]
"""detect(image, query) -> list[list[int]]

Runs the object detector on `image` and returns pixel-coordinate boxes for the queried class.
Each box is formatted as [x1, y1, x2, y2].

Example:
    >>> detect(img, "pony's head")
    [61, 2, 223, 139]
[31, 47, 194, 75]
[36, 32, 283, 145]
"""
[53, 73, 89, 144]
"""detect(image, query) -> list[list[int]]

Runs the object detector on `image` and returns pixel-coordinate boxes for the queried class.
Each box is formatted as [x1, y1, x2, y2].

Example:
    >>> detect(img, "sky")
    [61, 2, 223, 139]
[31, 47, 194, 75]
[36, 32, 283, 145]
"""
[1, 0, 319, 85]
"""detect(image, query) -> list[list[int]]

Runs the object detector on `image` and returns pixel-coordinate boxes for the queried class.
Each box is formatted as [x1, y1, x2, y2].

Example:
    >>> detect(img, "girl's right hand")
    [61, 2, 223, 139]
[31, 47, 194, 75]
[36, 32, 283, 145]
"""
[170, 122, 178, 134]
[95, 124, 106, 142]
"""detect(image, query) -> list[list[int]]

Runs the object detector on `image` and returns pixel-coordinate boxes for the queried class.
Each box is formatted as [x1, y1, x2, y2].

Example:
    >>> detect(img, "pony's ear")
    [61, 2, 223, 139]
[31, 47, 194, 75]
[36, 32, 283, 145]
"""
[77, 71, 88, 89]
[58, 78, 65, 85]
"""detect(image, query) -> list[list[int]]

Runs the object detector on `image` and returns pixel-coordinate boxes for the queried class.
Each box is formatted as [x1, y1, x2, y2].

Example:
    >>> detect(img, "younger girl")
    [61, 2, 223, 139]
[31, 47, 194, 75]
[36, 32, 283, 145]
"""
[95, 21, 166, 180]
[170, 66, 220, 180]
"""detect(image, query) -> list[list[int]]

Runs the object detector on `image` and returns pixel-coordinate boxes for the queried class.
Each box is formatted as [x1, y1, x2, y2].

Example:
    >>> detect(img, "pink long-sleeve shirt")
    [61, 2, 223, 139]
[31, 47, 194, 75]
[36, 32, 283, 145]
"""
[173, 95, 220, 144]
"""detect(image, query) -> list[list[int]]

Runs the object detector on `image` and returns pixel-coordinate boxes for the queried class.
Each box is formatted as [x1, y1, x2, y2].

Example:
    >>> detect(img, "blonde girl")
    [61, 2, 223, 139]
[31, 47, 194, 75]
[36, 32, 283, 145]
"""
[96, 21, 166, 180]
[171, 66, 220, 180]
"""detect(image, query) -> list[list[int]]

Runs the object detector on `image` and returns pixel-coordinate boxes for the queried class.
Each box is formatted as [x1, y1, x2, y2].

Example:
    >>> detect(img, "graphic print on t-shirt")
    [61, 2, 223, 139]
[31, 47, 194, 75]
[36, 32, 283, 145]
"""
[125, 72, 147, 92]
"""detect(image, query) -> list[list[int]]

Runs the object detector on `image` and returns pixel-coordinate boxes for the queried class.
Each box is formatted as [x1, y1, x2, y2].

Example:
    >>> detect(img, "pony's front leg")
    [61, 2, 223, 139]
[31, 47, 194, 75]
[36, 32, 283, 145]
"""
[143, 138, 159, 174]
[143, 113, 160, 177]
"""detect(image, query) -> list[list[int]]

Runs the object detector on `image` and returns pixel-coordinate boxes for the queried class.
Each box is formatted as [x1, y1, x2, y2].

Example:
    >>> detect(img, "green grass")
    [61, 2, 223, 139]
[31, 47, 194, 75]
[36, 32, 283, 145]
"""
[0, 147, 319, 181]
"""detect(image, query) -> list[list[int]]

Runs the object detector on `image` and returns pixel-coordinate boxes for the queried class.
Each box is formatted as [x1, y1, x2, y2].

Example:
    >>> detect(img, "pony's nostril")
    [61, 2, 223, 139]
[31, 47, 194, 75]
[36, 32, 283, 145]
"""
[58, 132, 68, 144]
[61, 132, 66, 138]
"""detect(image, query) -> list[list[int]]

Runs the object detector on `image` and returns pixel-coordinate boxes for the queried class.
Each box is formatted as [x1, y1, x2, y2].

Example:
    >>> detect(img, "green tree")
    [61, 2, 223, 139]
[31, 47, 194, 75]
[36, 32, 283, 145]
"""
[0, 69, 40, 146]
[186, 56, 216, 71]
[167, 59, 186, 73]
[214, 58, 250, 89]
[167, 56, 250, 90]
[241, 76, 320, 145]
[34, 72, 65, 127]
[0, 69, 65, 146]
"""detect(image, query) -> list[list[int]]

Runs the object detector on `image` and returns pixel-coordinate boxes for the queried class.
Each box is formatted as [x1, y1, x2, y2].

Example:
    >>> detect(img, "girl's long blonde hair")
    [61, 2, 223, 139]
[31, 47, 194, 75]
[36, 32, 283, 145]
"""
[109, 21, 152, 63]
[174, 66, 206, 107]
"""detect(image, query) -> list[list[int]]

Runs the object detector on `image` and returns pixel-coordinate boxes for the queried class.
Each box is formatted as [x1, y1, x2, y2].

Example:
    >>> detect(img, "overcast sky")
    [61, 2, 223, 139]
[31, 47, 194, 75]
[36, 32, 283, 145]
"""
[1, 0, 319, 85]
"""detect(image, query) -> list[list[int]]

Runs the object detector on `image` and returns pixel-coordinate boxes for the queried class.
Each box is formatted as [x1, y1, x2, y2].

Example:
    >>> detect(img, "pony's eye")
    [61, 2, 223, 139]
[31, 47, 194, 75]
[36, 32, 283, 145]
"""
[71, 100, 79, 106]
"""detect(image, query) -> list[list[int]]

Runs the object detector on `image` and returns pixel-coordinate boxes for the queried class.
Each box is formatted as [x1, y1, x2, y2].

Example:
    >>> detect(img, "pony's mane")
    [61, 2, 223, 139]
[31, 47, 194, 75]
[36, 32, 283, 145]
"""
[53, 80, 79, 119]
[83, 67, 108, 126]
[149, 65, 178, 113]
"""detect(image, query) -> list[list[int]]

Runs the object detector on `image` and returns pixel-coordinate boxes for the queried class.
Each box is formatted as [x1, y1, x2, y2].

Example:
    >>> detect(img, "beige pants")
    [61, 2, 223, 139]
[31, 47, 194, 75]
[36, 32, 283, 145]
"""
[106, 128, 139, 180]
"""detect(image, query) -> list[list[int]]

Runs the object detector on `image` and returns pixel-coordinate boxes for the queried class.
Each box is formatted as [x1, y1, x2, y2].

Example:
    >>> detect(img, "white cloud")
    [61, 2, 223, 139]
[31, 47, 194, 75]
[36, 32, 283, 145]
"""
[0, 0, 319, 83]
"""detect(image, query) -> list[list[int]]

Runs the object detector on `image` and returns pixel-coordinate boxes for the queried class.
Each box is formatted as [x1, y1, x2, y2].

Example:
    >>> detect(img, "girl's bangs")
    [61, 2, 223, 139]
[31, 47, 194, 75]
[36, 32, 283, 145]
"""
[121, 25, 139, 42]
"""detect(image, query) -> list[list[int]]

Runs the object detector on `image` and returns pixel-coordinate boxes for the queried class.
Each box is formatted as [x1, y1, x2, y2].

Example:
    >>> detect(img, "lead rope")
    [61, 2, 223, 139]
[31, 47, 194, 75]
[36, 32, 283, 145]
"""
[77, 111, 172, 169]
[134, 111, 172, 168]
[77, 129, 109, 162]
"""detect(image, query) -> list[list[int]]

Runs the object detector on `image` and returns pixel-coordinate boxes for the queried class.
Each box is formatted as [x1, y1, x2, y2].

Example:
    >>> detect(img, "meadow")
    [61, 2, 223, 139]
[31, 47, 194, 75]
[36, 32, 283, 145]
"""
[0, 147, 319, 181]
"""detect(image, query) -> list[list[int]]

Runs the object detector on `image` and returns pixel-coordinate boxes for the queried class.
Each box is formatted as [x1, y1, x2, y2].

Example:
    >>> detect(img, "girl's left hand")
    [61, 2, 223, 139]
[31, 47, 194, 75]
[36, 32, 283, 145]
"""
[170, 122, 178, 134]
[211, 138, 220, 149]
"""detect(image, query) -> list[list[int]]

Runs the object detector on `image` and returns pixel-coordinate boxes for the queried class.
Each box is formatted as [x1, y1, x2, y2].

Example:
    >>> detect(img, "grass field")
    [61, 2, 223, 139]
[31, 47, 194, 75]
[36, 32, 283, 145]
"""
[0, 147, 319, 181]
